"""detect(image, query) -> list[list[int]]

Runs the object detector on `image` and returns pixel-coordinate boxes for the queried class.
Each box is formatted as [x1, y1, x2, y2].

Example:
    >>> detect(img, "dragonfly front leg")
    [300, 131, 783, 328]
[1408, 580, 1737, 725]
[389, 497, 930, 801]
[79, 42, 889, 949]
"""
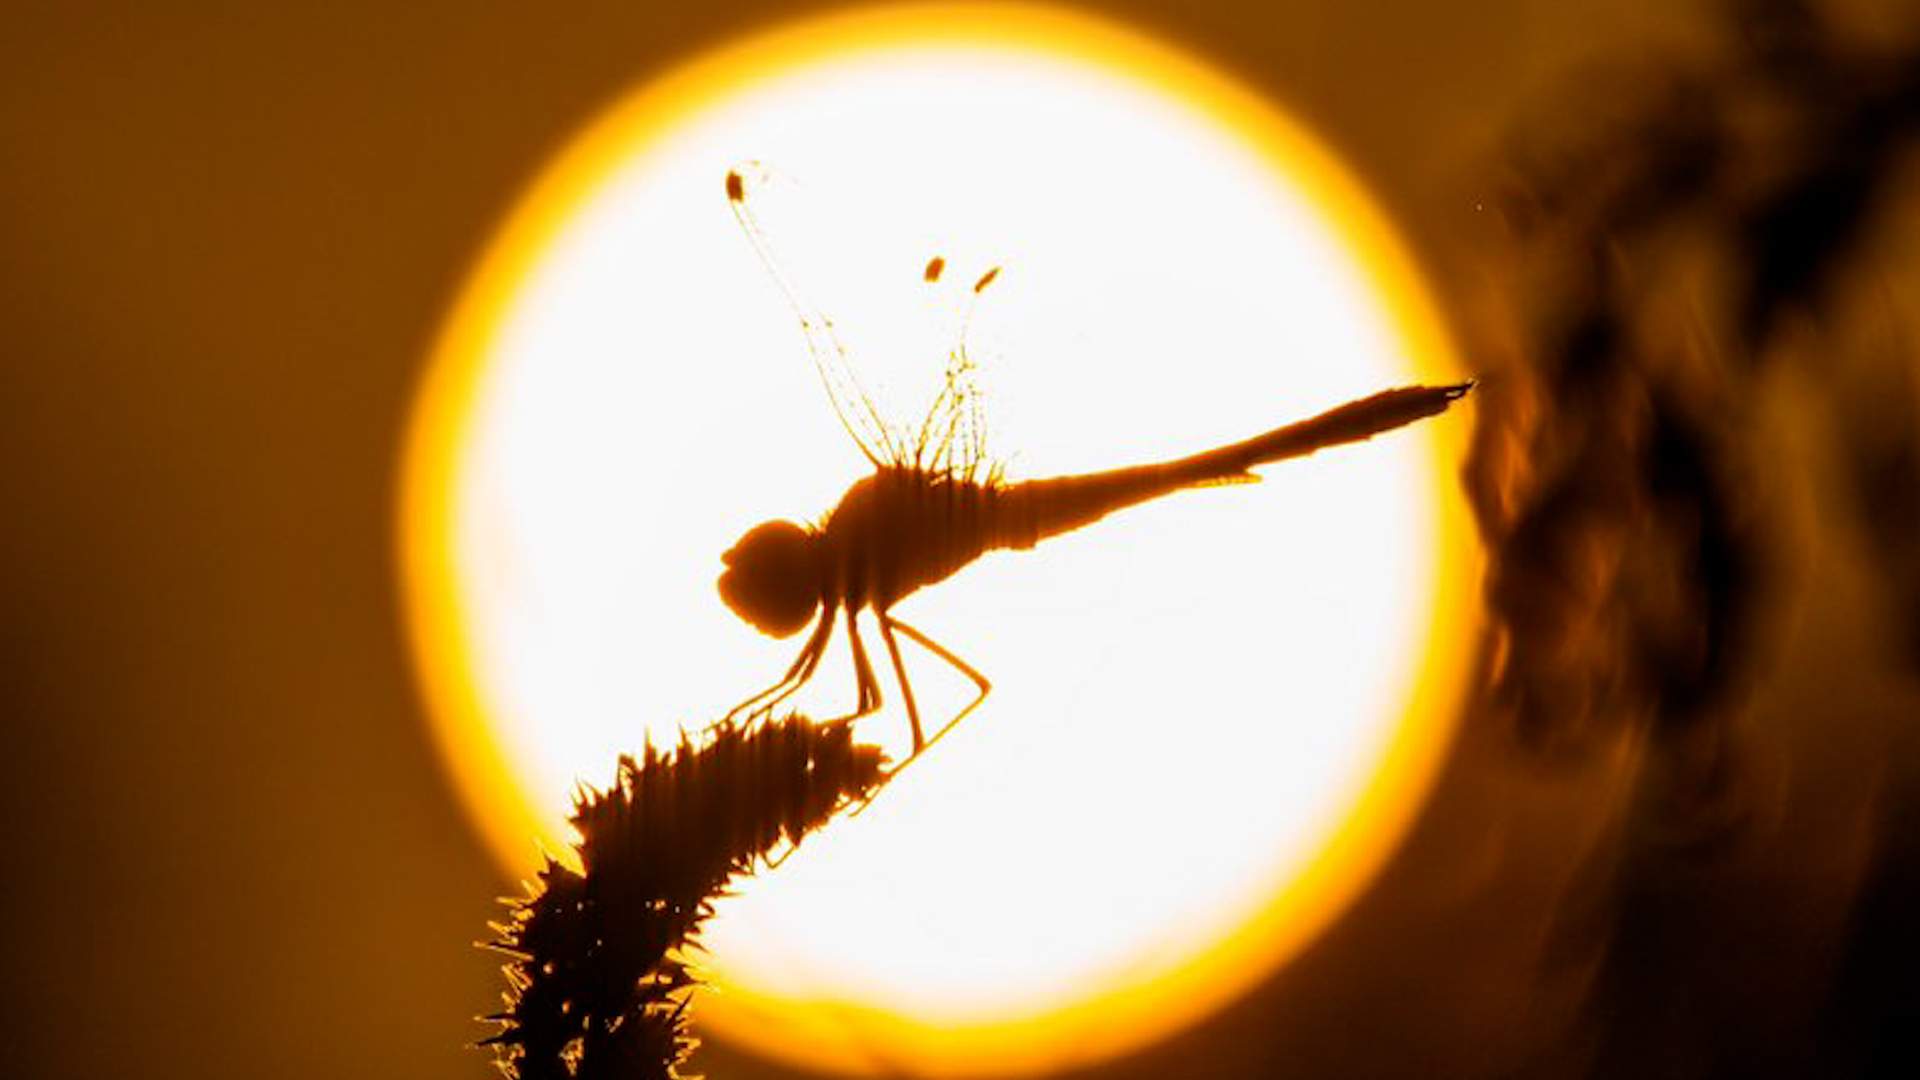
[723, 606, 835, 726]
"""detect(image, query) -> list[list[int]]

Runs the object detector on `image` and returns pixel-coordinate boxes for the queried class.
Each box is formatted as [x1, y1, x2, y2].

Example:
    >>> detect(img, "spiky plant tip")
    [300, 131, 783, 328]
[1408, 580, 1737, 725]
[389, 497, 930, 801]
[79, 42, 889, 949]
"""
[481, 711, 888, 1079]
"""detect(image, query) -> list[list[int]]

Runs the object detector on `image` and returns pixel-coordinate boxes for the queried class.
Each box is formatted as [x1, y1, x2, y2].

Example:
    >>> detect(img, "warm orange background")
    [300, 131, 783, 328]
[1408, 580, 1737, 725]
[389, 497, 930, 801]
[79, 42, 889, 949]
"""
[4, 3, 1916, 1079]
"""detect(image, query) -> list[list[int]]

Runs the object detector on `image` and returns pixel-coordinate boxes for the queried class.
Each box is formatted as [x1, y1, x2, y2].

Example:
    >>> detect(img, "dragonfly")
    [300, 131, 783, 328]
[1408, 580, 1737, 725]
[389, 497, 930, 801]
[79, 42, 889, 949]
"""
[717, 164, 1471, 776]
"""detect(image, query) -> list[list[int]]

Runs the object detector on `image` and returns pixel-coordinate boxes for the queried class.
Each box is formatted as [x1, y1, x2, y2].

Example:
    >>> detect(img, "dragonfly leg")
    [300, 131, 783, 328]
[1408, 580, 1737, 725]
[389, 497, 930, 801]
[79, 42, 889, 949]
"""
[842, 606, 885, 721]
[839, 610, 906, 820]
[876, 616, 926, 755]
[722, 607, 835, 727]
[878, 614, 991, 780]
[763, 839, 800, 871]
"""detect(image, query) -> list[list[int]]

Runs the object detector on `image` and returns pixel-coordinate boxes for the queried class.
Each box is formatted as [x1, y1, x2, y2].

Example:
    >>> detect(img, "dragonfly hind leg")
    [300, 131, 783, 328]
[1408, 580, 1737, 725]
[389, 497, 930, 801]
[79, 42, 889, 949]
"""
[876, 618, 925, 754]
[877, 613, 991, 780]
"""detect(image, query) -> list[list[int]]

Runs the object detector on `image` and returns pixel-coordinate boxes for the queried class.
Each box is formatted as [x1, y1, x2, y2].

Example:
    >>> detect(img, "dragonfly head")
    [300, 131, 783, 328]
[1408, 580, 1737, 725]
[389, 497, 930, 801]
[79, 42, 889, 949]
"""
[719, 519, 821, 638]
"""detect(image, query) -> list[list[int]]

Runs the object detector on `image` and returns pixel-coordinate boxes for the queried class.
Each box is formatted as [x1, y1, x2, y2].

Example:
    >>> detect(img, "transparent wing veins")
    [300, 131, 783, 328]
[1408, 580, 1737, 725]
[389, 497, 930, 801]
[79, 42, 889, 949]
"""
[911, 263, 999, 480]
[727, 164, 899, 468]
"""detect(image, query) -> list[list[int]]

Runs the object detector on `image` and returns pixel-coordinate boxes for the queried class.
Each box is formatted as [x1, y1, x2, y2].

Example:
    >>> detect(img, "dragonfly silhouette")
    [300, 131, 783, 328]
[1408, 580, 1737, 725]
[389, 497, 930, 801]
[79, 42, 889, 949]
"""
[718, 166, 1470, 775]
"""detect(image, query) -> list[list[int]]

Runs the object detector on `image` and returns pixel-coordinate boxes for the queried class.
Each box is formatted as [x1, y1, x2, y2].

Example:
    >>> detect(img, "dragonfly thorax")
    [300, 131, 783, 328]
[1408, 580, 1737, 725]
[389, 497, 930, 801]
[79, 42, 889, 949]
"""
[817, 467, 1001, 615]
[718, 518, 821, 639]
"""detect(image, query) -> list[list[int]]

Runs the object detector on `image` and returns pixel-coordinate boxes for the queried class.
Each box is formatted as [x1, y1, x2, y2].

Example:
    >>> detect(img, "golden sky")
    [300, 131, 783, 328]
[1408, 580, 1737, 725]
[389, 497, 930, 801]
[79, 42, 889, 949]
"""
[4, 3, 1918, 1079]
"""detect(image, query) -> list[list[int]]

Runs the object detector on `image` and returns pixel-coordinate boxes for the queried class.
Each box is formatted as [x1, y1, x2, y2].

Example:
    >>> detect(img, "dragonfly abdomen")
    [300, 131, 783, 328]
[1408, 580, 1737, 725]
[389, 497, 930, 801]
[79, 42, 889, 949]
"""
[989, 382, 1472, 551]
[989, 464, 1188, 552]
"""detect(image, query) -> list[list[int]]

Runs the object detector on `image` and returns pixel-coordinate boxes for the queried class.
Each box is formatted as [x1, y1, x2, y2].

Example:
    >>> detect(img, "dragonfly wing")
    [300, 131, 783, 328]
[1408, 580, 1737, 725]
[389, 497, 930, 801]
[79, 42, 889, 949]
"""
[912, 263, 999, 479]
[727, 164, 900, 468]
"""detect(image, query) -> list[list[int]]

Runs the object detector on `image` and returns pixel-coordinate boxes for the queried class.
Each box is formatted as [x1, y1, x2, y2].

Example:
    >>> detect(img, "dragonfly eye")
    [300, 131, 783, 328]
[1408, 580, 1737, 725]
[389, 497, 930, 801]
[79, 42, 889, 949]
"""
[718, 519, 819, 639]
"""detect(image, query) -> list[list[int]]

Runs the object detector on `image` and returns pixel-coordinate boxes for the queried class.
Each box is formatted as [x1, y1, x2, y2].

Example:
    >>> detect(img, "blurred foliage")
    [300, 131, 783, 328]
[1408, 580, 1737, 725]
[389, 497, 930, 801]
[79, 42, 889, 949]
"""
[1468, 0, 1920, 759]
[1461, 0, 1920, 1071]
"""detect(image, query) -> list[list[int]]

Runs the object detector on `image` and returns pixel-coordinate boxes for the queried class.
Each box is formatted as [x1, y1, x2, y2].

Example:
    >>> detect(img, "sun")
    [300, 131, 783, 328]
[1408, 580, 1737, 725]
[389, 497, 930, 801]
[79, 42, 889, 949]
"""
[401, 4, 1474, 1076]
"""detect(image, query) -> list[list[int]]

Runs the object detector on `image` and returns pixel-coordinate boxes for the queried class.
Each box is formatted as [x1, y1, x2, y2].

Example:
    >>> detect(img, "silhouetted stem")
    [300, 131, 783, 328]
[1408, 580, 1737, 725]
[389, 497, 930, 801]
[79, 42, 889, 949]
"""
[480, 714, 886, 1080]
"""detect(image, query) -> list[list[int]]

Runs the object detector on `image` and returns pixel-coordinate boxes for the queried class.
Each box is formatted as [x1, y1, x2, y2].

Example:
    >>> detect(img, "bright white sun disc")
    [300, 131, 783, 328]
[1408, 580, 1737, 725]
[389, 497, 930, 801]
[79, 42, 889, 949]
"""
[402, 5, 1475, 1077]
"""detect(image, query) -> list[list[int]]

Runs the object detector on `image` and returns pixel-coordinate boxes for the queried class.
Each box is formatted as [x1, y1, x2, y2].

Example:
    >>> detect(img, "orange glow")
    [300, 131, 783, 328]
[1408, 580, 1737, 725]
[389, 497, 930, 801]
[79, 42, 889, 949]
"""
[400, 4, 1477, 1076]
